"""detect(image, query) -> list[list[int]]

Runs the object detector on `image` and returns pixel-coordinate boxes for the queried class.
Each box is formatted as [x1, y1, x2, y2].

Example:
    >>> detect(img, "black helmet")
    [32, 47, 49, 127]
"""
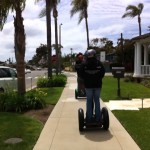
[84, 49, 96, 59]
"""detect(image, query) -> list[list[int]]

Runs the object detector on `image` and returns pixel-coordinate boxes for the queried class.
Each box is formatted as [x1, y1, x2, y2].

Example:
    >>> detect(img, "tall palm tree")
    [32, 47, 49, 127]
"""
[0, 0, 26, 95]
[36, 0, 53, 78]
[70, 0, 90, 49]
[38, 0, 60, 75]
[122, 3, 144, 36]
[53, 2, 60, 75]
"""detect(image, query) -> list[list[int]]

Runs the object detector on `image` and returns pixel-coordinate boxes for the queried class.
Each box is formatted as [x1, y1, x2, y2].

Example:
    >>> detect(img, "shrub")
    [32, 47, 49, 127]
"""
[124, 77, 130, 82]
[0, 89, 47, 112]
[51, 75, 67, 87]
[37, 74, 67, 88]
[141, 79, 150, 88]
[0, 92, 26, 112]
[0, 93, 7, 111]
[37, 77, 49, 88]
[25, 89, 47, 110]
[124, 74, 135, 82]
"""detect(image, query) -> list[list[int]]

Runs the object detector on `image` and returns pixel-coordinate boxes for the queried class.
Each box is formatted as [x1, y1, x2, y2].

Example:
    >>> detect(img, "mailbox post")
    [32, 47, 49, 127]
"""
[112, 67, 125, 97]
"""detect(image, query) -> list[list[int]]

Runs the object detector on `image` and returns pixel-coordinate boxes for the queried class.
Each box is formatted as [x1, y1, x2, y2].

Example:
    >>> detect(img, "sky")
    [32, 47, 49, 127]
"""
[0, 0, 150, 62]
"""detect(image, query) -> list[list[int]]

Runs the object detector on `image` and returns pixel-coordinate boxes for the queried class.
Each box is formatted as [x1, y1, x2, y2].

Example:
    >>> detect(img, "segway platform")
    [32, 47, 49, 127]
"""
[75, 89, 86, 99]
[75, 77, 86, 99]
[78, 107, 109, 131]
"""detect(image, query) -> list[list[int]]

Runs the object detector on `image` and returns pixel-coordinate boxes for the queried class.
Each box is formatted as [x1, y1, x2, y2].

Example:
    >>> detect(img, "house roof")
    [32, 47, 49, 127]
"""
[132, 33, 150, 41]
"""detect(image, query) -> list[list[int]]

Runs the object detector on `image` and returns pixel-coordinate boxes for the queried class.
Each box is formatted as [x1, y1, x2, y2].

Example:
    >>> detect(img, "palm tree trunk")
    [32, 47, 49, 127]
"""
[46, 0, 52, 78]
[54, 17, 59, 75]
[14, 4, 26, 95]
[138, 16, 142, 36]
[85, 17, 90, 49]
[53, 7, 59, 75]
[54, 21, 59, 75]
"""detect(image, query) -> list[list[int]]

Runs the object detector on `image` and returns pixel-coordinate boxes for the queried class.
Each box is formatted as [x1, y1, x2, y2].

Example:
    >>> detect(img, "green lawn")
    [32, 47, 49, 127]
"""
[0, 87, 64, 150]
[40, 87, 64, 105]
[113, 109, 150, 150]
[0, 113, 43, 150]
[101, 76, 150, 150]
[101, 76, 150, 101]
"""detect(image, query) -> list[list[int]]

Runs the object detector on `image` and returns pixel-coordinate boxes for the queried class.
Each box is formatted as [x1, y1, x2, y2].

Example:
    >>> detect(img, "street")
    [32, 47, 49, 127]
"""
[25, 70, 77, 90]
[25, 70, 47, 90]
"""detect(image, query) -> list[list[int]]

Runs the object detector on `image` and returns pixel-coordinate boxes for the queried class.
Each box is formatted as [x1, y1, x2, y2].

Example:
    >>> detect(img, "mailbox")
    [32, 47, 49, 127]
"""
[112, 67, 125, 78]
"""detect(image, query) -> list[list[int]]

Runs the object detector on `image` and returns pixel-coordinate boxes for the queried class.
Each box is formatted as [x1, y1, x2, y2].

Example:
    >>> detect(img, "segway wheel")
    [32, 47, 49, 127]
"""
[75, 89, 78, 99]
[78, 108, 84, 131]
[102, 107, 109, 130]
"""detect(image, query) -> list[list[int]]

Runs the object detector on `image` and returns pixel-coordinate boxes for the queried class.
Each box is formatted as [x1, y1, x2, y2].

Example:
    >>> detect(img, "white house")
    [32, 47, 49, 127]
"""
[132, 33, 150, 77]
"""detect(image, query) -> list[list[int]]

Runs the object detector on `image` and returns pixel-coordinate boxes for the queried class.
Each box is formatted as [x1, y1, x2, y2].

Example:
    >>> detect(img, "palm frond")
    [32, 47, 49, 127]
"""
[0, 0, 26, 30]
[70, 0, 88, 22]
[78, 10, 84, 24]
[126, 5, 137, 11]
[80, 0, 88, 8]
[122, 3, 144, 18]
[122, 12, 132, 18]
[138, 3, 144, 14]
[38, 0, 61, 18]
[70, 7, 79, 17]
[39, 7, 46, 18]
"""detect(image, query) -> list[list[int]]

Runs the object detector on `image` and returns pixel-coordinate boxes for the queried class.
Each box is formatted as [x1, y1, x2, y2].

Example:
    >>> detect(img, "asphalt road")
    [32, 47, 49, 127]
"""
[25, 70, 75, 90]
[25, 70, 47, 90]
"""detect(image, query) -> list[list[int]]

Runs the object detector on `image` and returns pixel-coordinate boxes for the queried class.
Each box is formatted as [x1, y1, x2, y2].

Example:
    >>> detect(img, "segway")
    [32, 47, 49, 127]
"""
[75, 88, 86, 99]
[75, 77, 86, 99]
[78, 107, 109, 132]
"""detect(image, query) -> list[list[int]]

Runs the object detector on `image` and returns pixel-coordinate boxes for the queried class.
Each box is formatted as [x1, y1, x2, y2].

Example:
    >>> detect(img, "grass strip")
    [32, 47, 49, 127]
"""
[101, 76, 150, 150]
[0, 87, 64, 150]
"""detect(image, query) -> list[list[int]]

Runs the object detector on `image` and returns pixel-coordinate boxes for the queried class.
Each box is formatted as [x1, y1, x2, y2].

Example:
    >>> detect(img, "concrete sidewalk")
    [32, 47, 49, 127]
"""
[33, 72, 140, 150]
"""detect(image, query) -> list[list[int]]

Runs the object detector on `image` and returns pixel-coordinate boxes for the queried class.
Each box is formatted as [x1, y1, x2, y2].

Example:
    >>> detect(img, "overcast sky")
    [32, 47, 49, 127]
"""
[0, 0, 150, 62]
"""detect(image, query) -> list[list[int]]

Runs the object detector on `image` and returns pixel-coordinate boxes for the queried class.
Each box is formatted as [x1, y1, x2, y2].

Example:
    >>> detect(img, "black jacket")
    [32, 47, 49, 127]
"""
[75, 60, 84, 77]
[81, 58, 105, 88]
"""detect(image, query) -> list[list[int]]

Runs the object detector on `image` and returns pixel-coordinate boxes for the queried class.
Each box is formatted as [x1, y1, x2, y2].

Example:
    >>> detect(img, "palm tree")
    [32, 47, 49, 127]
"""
[0, 0, 26, 95]
[70, 0, 90, 49]
[36, 0, 53, 78]
[122, 3, 144, 36]
[53, 1, 60, 75]
[37, 0, 60, 76]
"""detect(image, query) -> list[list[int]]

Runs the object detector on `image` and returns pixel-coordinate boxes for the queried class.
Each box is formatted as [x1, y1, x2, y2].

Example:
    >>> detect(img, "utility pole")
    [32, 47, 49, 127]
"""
[118, 33, 124, 65]
[70, 48, 73, 70]
[121, 33, 124, 65]
[59, 23, 63, 47]
[59, 23, 63, 73]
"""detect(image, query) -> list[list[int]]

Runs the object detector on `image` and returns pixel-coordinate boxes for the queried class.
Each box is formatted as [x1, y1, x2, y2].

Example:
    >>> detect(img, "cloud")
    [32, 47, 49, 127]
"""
[0, 0, 150, 62]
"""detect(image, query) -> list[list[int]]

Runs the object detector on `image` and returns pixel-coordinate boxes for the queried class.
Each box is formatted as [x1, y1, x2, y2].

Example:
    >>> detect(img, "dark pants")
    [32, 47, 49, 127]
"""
[85, 88, 101, 124]
[77, 77, 85, 95]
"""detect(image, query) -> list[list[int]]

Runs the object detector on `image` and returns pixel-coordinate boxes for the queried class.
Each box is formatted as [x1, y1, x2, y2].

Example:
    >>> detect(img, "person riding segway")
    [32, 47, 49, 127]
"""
[78, 49, 109, 131]
[75, 53, 86, 98]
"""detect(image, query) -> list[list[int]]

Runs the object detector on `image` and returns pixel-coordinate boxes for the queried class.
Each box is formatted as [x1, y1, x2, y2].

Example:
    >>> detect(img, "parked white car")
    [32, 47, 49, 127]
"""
[0, 66, 17, 92]
[37, 67, 42, 70]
